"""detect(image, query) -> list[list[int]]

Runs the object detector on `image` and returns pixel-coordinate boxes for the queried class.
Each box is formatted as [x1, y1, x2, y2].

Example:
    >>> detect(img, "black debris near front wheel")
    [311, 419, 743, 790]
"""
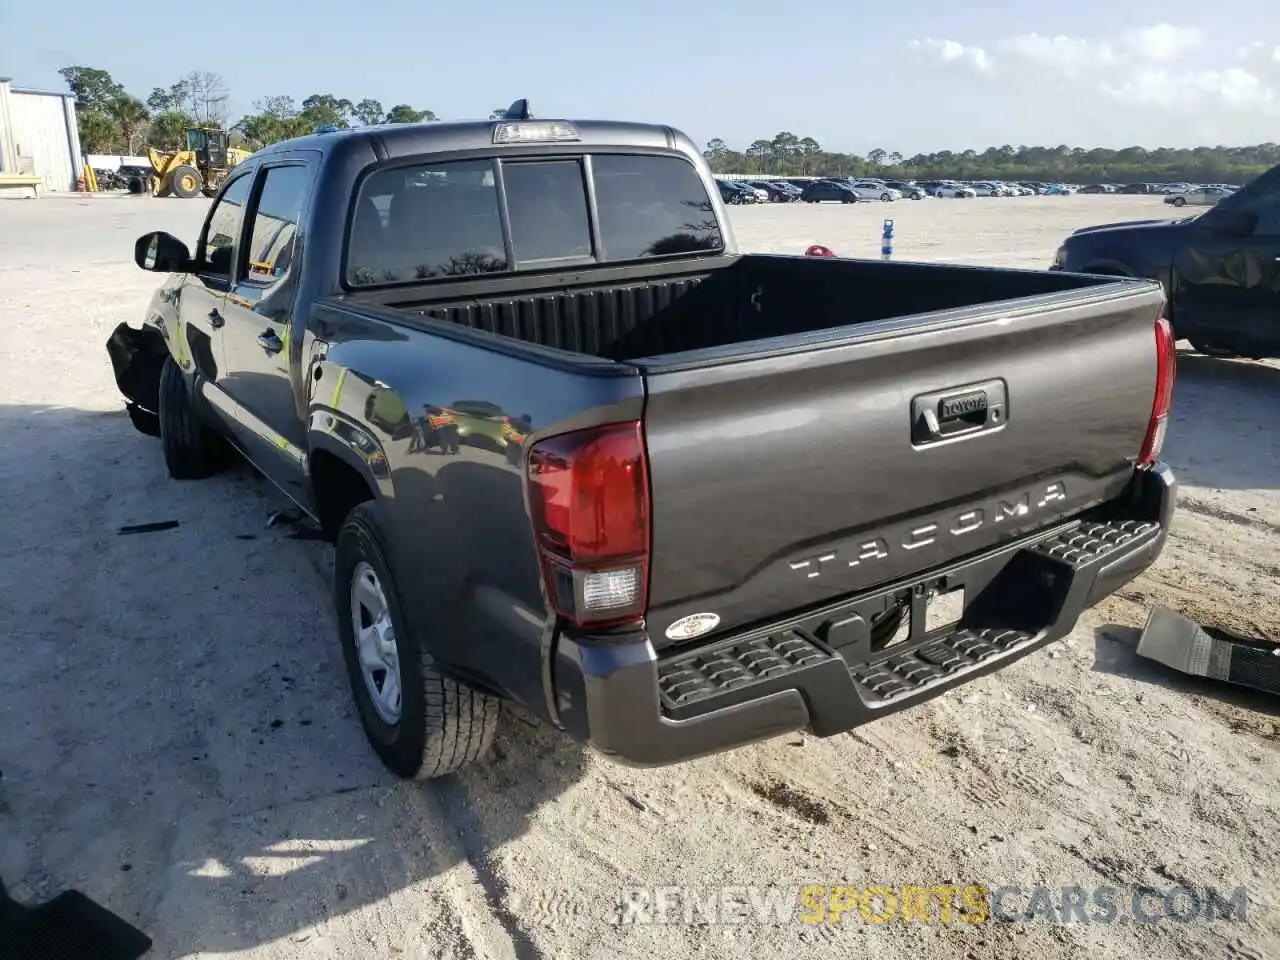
[106, 323, 166, 437]
[334, 502, 499, 779]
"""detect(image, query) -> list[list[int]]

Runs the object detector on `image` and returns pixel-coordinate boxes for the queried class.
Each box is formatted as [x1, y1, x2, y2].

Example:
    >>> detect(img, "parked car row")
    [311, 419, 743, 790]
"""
[718, 176, 1245, 205]
[1075, 181, 1241, 196]
[717, 176, 1081, 204]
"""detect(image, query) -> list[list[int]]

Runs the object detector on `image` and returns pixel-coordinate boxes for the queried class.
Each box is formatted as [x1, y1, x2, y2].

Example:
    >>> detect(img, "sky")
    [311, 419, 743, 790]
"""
[1, 0, 1277, 155]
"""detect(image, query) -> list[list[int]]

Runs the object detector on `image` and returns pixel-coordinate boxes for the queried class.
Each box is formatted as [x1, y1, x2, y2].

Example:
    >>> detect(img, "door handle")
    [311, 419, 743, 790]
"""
[911, 379, 1008, 446]
[209, 308, 224, 329]
[256, 330, 283, 353]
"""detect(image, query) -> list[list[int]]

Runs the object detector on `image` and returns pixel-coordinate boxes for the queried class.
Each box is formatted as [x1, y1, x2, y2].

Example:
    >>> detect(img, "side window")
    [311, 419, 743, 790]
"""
[245, 165, 311, 283]
[502, 160, 592, 264]
[199, 174, 253, 280]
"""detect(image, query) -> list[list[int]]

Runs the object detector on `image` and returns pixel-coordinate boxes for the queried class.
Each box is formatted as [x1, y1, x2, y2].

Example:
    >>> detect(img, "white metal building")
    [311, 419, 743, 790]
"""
[0, 78, 83, 193]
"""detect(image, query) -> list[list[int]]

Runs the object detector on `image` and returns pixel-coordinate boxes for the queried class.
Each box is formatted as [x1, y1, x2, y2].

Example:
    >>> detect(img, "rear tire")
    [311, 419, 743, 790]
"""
[158, 356, 231, 479]
[1172, 196, 1186, 207]
[335, 502, 500, 779]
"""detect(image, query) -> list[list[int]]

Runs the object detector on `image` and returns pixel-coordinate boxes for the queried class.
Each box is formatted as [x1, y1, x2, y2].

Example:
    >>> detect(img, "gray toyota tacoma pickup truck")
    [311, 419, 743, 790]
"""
[106, 101, 1177, 780]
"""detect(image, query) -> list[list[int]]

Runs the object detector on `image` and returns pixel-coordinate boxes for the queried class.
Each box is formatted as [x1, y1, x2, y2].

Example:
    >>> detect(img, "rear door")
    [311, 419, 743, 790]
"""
[636, 278, 1164, 644]
[216, 160, 314, 501]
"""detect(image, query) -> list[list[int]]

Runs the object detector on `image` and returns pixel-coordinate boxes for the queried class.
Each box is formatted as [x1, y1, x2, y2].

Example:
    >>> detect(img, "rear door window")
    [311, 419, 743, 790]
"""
[243, 164, 310, 284]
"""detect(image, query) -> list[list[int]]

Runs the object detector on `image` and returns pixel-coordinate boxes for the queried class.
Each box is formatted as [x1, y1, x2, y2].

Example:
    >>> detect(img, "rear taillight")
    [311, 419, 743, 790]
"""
[1138, 315, 1176, 467]
[525, 421, 650, 629]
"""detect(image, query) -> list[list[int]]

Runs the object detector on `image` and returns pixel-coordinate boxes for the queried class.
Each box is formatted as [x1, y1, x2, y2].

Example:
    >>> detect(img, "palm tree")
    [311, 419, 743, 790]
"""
[112, 95, 150, 155]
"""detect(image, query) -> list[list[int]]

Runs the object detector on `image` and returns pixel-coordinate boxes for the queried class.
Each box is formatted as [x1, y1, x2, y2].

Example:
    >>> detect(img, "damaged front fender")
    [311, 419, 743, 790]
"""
[105, 322, 168, 437]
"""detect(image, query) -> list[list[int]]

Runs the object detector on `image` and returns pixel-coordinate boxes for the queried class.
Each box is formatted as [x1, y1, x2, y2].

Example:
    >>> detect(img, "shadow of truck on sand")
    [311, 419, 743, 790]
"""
[0, 402, 586, 958]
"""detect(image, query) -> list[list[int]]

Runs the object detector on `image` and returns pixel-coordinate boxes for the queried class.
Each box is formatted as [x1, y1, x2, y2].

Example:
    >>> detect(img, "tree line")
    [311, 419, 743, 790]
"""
[51, 67, 1280, 182]
[705, 134, 1280, 185]
[57, 65, 438, 155]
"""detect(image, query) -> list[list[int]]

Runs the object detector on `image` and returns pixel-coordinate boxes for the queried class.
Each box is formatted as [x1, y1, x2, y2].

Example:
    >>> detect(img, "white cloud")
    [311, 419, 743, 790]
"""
[909, 25, 1280, 122]
[1002, 33, 1115, 74]
[910, 38, 991, 73]
[1102, 67, 1272, 109]
[1123, 24, 1202, 62]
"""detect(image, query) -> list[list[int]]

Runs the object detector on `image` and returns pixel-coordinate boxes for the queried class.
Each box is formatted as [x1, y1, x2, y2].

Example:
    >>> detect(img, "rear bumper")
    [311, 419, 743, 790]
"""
[551, 463, 1175, 767]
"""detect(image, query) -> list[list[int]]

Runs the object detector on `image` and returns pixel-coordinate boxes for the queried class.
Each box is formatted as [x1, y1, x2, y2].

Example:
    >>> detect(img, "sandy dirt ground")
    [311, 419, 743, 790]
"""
[0, 193, 1276, 960]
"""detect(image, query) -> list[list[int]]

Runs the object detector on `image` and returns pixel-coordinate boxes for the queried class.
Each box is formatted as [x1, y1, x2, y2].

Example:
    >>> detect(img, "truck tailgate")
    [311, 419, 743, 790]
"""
[638, 280, 1165, 645]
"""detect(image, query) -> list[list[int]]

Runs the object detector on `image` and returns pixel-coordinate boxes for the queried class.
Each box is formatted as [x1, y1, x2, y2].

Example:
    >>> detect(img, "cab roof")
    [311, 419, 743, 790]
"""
[253, 116, 694, 163]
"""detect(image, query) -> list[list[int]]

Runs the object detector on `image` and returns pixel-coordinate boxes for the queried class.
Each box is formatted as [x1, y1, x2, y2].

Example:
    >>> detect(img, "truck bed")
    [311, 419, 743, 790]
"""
[352, 253, 1165, 648]
[356, 254, 1122, 361]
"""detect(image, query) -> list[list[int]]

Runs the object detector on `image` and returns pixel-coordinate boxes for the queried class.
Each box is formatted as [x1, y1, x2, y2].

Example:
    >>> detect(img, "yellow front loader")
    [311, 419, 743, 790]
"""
[149, 127, 253, 198]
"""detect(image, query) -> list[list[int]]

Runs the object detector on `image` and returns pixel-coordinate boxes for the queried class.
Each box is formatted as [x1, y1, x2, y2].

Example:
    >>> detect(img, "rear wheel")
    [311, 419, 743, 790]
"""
[335, 503, 500, 779]
[169, 164, 203, 199]
[1172, 196, 1186, 207]
[158, 356, 231, 479]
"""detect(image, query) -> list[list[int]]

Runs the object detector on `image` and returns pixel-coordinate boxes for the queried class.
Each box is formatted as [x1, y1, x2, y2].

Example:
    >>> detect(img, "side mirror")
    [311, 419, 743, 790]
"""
[1204, 208, 1257, 238]
[135, 231, 192, 273]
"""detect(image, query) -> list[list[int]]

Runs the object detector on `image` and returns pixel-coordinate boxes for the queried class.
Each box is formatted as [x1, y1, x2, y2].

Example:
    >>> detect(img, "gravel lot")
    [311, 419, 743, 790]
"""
[1, 193, 1276, 960]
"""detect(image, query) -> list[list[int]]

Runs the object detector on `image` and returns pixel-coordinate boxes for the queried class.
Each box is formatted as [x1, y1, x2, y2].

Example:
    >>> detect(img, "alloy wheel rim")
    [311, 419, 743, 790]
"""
[350, 561, 402, 724]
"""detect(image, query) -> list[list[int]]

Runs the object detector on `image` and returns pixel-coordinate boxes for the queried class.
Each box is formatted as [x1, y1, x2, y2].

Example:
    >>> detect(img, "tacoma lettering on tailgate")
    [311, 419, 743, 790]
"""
[789, 481, 1067, 580]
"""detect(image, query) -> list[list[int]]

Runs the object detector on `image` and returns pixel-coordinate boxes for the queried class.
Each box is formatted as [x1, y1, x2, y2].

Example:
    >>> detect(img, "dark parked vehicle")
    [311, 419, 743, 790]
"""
[747, 179, 802, 202]
[717, 179, 755, 204]
[1052, 163, 1280, 359]
[801, 180, 859, 203]
[1117, 183, 1154, 195]
[106, 102, 1177, 779]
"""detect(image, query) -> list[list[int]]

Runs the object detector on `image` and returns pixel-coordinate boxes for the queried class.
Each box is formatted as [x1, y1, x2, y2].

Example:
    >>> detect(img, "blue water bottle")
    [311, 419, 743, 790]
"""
[881, 219, 894, 260]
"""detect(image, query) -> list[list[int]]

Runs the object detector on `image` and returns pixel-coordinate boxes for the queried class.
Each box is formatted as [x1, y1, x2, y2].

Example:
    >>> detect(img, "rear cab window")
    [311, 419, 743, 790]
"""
[345, 153, 723, 288]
